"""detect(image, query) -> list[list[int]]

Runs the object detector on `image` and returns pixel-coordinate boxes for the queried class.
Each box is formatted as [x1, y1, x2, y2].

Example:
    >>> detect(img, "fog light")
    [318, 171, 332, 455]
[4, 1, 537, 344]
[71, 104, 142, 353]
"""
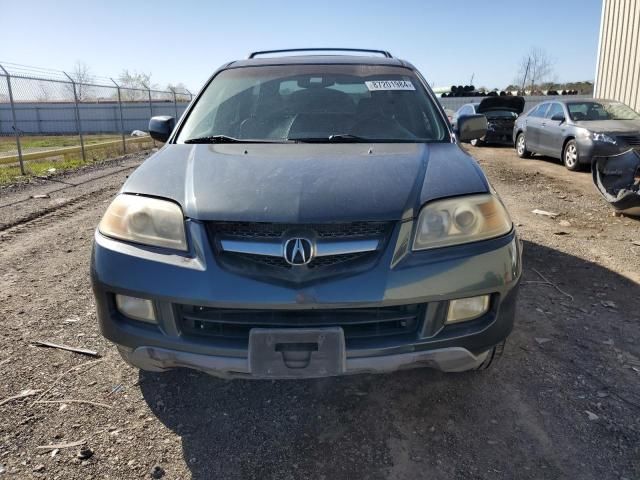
[446, 295, 490, 324]
[115, 294, 156, 323]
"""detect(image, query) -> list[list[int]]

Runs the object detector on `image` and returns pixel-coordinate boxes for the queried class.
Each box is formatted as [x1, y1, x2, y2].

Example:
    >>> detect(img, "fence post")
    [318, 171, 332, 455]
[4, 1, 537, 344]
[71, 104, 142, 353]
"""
[145, 85, 156, 147]
[0, 64, 25, 175]
[63, 71, 86, 162]
[111, 78, 126, 154]
[170, 87, 178, 119]
[146, 85, 153, 119]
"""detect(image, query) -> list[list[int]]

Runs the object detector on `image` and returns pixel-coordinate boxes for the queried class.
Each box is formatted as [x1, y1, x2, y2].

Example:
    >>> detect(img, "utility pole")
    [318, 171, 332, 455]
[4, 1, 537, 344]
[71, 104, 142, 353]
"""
[521, 57, 531, 93]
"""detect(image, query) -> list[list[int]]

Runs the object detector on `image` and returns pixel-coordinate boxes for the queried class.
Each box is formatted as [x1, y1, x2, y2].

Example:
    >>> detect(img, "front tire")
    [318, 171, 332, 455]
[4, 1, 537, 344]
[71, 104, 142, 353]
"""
[516, 133, 531, 158]
[475, 341, 505, 371]
[563, 139, 581, 171]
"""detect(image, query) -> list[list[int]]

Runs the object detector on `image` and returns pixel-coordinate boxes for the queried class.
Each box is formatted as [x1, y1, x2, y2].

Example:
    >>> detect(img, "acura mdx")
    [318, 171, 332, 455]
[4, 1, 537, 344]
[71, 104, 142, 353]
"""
[91, 48, 522, 379]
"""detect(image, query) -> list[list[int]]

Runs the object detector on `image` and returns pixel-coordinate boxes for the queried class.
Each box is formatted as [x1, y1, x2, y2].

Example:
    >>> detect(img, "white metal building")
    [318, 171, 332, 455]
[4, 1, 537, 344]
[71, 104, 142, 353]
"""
[595, 0, 640, 111]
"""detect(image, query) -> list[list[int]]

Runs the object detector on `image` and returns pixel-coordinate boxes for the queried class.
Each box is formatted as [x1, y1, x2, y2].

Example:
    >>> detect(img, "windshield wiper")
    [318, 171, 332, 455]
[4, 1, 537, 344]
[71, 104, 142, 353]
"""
[290, 134, 433, 143]
[289, 134, 372, 143]
[184, 135, 290, 144]
[329, 134, 369, 142]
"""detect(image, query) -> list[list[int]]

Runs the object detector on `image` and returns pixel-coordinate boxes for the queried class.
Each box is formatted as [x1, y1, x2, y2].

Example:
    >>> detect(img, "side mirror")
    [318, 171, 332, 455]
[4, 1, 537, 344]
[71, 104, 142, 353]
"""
[148, 116, 176, 142]
[455, 114, 488, 142]
[551, 113, 565, 122]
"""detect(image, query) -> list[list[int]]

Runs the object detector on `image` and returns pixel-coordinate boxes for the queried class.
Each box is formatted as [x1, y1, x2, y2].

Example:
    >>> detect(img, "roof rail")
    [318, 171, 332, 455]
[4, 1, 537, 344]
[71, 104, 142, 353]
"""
[247, 48, 393, 59]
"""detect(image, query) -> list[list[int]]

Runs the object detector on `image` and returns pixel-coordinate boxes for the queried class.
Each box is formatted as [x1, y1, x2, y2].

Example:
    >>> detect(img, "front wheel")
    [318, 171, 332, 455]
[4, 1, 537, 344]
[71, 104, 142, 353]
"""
[516, 133, 531, 158]
[563, 139, 582, 171]
[475, 341, 505, 371]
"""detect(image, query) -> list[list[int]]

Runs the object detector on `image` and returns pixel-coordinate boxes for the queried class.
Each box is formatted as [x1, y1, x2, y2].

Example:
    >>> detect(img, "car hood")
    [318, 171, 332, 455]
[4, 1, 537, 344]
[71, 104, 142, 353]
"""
[477, 96, 525, 114]
[574, 119, 640, 134]
[122, 143, 489, 223]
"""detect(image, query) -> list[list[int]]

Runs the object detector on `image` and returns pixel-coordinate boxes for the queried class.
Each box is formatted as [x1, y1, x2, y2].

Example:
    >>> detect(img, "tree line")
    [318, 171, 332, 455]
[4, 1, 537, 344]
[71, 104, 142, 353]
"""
[25, 61, 191, 103]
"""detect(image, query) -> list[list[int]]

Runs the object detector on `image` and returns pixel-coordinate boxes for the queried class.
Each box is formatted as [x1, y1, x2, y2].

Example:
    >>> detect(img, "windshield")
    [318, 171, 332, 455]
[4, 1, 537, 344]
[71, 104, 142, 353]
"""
[176, 65, 448, 143]
[566, 101, 640, 121]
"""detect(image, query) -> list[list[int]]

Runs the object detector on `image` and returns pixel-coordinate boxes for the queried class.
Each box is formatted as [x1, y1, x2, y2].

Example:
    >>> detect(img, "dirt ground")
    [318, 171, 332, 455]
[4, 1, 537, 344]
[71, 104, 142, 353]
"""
[0, 145, 638, 480]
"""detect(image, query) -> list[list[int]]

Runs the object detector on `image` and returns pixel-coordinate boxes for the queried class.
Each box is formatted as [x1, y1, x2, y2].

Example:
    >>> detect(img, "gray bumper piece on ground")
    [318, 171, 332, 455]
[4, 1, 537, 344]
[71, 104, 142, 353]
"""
[593, 149, 640, 214]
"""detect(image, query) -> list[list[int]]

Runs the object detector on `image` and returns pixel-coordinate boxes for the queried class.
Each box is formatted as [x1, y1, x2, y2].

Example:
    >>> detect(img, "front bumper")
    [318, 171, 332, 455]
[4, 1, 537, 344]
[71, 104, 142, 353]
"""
[483, 130, 514, 145]
[91, 220, 522, 379]
[483, 121, 516, 145]
[118, 344, 494, 377]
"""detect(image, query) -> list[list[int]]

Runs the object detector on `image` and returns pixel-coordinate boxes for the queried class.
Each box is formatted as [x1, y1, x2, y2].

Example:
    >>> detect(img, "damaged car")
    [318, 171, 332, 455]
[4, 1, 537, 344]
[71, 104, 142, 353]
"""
[594, 148, 640, 214]
[588, 104, 640, 214]
[514, 99, 640, 174]
[453, 96, 525, 146]
[91, 48, 522, 379]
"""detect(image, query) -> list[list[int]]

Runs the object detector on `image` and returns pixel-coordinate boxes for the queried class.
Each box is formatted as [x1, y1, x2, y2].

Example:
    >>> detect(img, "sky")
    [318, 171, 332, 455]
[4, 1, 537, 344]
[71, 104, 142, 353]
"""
[1, 0, 603, 92]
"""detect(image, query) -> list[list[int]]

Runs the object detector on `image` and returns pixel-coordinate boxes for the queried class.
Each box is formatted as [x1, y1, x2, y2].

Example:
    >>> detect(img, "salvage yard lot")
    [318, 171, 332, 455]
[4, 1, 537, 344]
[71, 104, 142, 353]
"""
[0, 146, 638, 479]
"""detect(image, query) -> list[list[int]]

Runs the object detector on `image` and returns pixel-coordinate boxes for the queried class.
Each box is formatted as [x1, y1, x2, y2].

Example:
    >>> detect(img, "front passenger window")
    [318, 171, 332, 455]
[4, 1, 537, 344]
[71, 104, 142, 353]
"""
[546, 103, 564, 119]
[530, 104, 549, 118]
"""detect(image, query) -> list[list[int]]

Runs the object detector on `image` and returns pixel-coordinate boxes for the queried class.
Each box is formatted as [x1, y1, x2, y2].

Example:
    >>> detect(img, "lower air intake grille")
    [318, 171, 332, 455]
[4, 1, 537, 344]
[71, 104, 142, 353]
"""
[178, 304, 424, 345]
[617, 134, 640, 147]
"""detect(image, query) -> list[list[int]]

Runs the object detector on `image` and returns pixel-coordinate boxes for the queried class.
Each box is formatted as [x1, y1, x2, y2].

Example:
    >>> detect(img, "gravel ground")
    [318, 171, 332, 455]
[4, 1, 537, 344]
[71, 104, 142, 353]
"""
[0, 146, 638, 480]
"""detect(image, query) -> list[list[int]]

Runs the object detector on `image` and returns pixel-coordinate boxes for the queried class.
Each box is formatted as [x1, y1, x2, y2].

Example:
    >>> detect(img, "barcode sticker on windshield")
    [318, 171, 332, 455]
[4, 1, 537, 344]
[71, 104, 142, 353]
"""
[365, 80, 415, 91]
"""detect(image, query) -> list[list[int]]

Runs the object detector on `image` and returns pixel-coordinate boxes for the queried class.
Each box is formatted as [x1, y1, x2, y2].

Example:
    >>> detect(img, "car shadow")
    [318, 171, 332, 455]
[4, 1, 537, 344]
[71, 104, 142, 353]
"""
[139, 240, 640, 480]
[524, 153, 598, 174]
[478, 143, 513, 148]
[467, 143, 513, 150]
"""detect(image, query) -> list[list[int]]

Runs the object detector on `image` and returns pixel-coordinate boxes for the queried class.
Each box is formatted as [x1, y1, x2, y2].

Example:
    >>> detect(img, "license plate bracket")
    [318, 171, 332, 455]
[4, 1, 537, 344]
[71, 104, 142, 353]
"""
[249, 327, 345, 378]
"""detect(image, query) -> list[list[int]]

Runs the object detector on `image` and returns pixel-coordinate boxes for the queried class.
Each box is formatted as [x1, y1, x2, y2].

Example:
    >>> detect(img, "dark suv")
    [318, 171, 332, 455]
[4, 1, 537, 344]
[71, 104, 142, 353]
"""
[453, 96, 525, 146]
[91, 48, 522, 379]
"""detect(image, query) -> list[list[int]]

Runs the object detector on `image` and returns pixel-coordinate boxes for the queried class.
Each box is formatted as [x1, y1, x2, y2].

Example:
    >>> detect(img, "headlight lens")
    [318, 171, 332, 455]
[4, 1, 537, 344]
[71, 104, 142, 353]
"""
[99, 194, 187, 251]
[115, 295, 157, 323]
[446, 295, 490, 324]
[413, 194, 512, 250]
[591, 132, 617, 144]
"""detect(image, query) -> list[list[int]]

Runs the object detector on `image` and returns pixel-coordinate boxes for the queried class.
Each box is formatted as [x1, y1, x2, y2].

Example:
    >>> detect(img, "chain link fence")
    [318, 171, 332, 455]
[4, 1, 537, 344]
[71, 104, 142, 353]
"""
[0, 63, 193, 178]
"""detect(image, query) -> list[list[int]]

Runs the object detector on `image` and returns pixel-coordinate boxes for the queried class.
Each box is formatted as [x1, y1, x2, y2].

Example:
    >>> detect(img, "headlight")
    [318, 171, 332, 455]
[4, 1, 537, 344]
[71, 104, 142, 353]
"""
[413, 194, 512, 250]
[591, 132, 617, 144]
[99, 194, 187, 251]
[446, 295, 490, 324]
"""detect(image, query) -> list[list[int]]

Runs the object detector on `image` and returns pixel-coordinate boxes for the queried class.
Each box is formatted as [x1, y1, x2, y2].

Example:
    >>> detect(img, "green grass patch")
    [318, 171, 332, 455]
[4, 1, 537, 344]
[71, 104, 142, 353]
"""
[0, 134, 123, 153]
[0, 138, 154, 186]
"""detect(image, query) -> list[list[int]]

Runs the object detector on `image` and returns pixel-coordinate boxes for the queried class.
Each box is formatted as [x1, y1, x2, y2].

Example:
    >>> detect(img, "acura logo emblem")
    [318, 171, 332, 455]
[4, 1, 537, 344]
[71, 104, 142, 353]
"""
[283, 238, 313, 265]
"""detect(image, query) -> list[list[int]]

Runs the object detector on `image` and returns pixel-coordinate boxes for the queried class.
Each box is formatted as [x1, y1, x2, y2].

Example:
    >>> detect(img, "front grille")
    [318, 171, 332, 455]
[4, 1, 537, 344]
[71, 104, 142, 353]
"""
[211, 221, 391, 239]
[178, 303, 424, 345]
[487, 118, 515, 126]
[232, 251, 374, 270]
[487, 118, 515, 133]
[308, 252, 372, 269]
[207, 221, 394, 280]
[616, 134, 640, 146]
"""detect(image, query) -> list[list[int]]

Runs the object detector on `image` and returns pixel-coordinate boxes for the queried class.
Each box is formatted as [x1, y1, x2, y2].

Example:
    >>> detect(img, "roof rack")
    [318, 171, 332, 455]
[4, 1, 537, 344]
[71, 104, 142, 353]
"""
[247, 48, 393, 59]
